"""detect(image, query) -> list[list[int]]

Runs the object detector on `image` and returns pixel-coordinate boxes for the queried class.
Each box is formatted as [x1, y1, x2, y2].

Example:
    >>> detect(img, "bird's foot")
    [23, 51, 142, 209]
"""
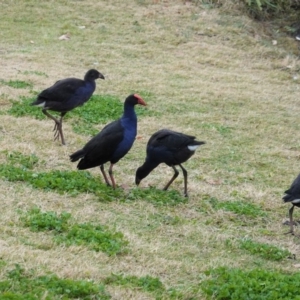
[53, 121, 61, 141]
[284, 230, 300, 237]
[283, 220, 300, 226]
[53, 131, 65, 145]
[52, 122, 65, 145]
[284, 230, 295, 235]
[53, 130, 60, 142]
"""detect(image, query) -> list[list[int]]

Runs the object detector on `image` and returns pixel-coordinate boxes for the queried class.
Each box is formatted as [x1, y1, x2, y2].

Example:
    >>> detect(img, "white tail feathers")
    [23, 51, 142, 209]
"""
[35, 101, 46, 108]
[188, 145, 200, 151]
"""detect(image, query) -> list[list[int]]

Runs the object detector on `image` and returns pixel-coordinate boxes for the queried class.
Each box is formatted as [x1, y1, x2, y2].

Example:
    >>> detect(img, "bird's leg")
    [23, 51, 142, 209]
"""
[178, 164, 188, 197]
[285, 205, 295, 235]
[43, 109, 60, 127]
[42, 110, 66, 145]
[108, 163, 116, 189]
[54, 112, 66, 145]
[100, 165, 111, 186]
[163, 165, 179, 192]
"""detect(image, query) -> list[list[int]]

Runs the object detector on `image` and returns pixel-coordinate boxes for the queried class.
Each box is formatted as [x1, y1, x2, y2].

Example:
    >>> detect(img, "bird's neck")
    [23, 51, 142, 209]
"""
[86, 80, 96, 89]
[139, 158, 159, 179]
[122, 104, 137, 121]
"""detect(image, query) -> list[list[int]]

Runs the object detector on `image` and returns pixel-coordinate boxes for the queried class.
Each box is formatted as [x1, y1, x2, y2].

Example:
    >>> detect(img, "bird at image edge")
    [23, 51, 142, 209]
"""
[283, 173, 300, 235]
[31, 69, 105, 145]
[70, 93, 146, 189]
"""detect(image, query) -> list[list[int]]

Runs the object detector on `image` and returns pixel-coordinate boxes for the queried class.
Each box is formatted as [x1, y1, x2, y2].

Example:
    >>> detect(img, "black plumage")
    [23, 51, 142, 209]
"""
[70, 94, 146, 189]
[283, 173, 300, 235]
[31, 69, 105, 145]
[135, 129, 205, 197]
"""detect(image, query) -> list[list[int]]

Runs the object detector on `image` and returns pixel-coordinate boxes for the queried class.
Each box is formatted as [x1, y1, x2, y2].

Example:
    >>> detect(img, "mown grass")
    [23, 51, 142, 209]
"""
[0, 79, 33, 89]
[21, 207, 129, 255]
[0, 264, 186, 299]
[0, 151, 187, 205]
[201, 267, 300, 299]
[207, 196, 267, 217]
[1, 264, 110, 299]
[5, 93, 156, 136]
[238, 238, 292, 261]
[1, 0, 300, 299]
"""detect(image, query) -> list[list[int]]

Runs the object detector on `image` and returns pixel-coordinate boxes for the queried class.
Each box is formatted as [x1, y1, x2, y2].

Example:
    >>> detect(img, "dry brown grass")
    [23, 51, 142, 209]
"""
[1, 0, 300, 298]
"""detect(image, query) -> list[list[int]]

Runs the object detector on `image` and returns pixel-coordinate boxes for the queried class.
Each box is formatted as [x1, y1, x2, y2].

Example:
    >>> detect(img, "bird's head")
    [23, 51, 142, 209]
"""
[125, 94, 147, 107]
[135, 167, 143, 186]
[85, 69, 105, 80]
[135, 164, 152, 186]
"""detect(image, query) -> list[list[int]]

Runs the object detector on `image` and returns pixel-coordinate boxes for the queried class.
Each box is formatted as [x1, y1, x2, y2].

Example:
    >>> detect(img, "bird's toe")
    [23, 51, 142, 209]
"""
[284, 230, 295, 235]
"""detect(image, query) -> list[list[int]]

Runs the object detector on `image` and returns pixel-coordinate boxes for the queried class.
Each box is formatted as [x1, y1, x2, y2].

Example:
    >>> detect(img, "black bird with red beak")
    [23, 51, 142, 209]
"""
[70, 94, 146, 189]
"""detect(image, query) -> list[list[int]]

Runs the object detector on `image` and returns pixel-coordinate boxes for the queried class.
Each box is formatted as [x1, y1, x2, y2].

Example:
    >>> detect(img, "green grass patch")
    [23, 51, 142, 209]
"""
[0, 152, 186, 205]
[1, 164, 186, 205]
[21, 208, 129, 255]
[0, 80, 33, 89]
[104, 273, 164, 294]
[0, 164, 110, 196]
[4, 150, 39, 169]
[22, 208, 71, 233]
[201, 266, 300, 300]
[126, 187, 188, 206]
[56, 223, 129, 255]
[21, 70, 48, 77]
[5, 96, 44, 119]
[149, 213, 183, 226]
[200, 122, 232, 136]
[208, 197, 267, 217]
[5, 94, 156, 136]
[1, 264, 110, 299]
[239, 238, 291, 261]
[104, 273, 183, 299]
[0, 154, 123, 200]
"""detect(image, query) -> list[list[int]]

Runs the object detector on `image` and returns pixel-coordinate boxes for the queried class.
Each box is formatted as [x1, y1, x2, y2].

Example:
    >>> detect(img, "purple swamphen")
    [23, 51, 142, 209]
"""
[135, 129, 205, 197]
[70, 94, 146, 189]
[31, 69, 105, 145]
[283, 173, 300, 235]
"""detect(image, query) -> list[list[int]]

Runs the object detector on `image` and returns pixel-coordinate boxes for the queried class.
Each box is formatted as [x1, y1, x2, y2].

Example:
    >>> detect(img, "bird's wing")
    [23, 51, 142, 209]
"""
[148, 130, 171, 146]
[38, 78, 86, 103]
[150, 130, 194, 150]
[81, 120, 124, 164]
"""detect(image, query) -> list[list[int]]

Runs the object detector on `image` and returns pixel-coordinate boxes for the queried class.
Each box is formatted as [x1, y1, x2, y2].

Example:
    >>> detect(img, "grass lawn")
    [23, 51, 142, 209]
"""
[1, 0, 300, 299]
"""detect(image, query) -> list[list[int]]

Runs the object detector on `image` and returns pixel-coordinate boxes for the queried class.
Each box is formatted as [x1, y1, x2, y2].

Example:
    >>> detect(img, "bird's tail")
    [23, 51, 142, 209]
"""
[188, 141, 205, 151]
[70, 149, 85, 162]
